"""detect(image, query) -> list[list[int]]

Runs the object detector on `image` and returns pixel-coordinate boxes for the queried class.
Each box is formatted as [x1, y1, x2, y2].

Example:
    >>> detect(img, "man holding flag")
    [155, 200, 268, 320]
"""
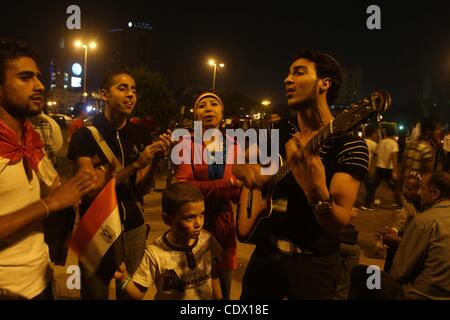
[71, 177, 123, 285]
[68, 69, 171, 299]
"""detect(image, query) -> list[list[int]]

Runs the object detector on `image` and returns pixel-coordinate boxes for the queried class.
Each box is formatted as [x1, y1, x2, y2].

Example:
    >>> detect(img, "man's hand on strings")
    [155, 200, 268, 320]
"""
[285, 132, 329, 203]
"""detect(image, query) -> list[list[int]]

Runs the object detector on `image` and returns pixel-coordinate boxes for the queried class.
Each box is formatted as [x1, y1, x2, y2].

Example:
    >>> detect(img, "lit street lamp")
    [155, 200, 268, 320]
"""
[208, 59, 225, 90]
[261, 99, 272, 107]
[75, 40, 97, 99]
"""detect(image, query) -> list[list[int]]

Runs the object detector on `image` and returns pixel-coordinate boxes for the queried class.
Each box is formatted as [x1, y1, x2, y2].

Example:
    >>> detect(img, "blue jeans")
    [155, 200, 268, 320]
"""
[80, 224, 147, 300]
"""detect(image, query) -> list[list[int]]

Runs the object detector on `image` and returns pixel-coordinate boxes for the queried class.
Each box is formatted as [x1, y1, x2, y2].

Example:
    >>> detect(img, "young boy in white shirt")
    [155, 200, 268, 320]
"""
[115, 182, 223, 300]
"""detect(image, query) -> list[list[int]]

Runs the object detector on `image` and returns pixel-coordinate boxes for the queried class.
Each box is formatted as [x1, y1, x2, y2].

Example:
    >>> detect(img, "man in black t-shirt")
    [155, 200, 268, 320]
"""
[67, 70, 171, 299]
[233, 49, 369, 299]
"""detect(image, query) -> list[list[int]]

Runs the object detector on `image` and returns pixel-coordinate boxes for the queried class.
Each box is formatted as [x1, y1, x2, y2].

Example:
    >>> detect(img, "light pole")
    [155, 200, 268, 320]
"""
[260, 99, 272, 120]
[208, 59, 224, 90]
[75, 40, 96, 99]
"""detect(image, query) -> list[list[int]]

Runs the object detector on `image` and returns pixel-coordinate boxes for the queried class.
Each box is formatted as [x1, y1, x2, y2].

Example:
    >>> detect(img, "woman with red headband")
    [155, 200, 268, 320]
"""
[174, 91, 241, 299]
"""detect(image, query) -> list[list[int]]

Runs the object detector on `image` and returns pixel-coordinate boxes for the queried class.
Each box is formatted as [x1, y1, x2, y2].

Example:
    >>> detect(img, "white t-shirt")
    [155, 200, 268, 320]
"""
[364, 138, 378, 168]
[376, 138, 399, 169]
[0, 159, 52, 299]
[132, 229, 222, 300]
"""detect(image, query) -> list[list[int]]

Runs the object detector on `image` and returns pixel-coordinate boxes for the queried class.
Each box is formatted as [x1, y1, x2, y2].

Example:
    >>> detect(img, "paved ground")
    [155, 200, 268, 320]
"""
[52, 169, 399, 300]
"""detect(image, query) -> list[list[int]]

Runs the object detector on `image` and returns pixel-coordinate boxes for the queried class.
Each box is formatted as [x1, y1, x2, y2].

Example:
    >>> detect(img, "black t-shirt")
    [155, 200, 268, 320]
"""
[271, 134, 369, 255]
[67, 113, 153, 231]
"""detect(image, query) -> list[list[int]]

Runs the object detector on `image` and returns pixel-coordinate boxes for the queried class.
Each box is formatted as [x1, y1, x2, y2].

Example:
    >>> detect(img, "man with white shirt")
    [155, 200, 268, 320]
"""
[0, 38, 95, 299]
[361, 126, 401, 210]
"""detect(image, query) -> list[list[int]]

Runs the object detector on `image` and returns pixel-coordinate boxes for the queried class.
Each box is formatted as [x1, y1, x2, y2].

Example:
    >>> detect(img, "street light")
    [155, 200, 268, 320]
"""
[261, 99, 272, 107]
[75, 40, 97, 99]
[208, 59, 225, 90]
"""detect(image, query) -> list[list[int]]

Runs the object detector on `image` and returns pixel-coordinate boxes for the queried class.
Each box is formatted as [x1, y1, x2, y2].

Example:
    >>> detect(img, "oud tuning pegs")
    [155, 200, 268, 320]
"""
[370, 90, 392, 112]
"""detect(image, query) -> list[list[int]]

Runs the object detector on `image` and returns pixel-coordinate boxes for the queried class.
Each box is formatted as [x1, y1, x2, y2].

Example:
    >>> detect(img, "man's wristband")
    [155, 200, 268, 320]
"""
[309, 195, 333, 213]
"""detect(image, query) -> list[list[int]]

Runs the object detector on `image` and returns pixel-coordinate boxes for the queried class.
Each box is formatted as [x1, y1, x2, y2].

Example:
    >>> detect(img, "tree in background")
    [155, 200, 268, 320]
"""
[215, 89, 256, 118]
[131, 66, 178, 128]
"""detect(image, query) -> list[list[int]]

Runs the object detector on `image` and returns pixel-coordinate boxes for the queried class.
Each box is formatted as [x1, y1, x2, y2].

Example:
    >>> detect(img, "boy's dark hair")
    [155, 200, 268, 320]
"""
[162, 183, 204, 216]
[0, 38, 37, 84]
[428, 171, 450, 199]
[100, 68, 134, 91]
[292, 49, 342, 105]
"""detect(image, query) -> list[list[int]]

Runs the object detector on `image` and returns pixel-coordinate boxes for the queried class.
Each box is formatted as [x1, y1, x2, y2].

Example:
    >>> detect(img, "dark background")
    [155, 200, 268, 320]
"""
[2, 0, 450, 122]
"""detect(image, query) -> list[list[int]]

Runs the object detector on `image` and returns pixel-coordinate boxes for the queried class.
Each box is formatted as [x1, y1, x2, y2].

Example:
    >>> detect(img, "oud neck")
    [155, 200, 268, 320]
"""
[270, 121, 335, 186]
[306, 121, 334, 153]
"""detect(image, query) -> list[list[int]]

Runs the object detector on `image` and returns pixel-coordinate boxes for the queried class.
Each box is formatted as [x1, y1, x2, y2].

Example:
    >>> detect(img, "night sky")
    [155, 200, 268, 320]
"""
[2, 0, 450, 119]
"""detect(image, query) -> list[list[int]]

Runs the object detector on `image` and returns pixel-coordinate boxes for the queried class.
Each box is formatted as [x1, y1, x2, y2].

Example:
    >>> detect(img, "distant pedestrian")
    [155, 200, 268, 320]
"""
[360, 125, 379, 209]
[361, 125, 401, 210]
[67, 102, 87, 144]
[400, 117, 444, 183]
[30, 111, 63, 165]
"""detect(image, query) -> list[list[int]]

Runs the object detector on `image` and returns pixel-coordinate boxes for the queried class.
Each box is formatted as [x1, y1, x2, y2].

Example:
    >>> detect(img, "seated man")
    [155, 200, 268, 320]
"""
[349, 171, 450, 300]
[380, 171, 422, 273]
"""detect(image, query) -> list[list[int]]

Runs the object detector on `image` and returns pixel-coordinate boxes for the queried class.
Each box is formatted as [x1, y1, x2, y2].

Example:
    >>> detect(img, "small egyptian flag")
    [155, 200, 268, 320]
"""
[70, 177, 125, 284]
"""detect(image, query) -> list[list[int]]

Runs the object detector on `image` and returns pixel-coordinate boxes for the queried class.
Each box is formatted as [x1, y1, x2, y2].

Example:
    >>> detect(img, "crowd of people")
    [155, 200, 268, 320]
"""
[0, 38, 449, 301]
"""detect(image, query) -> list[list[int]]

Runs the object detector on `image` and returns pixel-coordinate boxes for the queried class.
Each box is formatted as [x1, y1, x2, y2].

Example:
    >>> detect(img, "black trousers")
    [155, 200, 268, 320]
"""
[383, 244, 398, 273]
[240, 245, 340, 300]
